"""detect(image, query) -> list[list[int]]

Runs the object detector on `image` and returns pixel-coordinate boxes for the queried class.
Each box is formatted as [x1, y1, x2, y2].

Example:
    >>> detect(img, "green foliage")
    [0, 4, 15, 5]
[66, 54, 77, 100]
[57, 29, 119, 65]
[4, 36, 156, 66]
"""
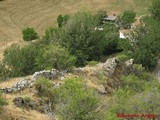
[103, 23, 120, 55]
[121, 10, 136, 28]
[57, 15, 63, 28]
[43, 27, 55, 44]
[3, 43, 39, 76]
[126, 16, 160, 70]
[57, 12, 106, 66]
[106, 79, 160, 119]
[3, 38, 75, 77]
[87, 61, 98, 66]
[118, 39, 132, 53]
[121, 75, 146, 92]
[36, 45, 76, 70]
[34, 77, 54, 98]
[150, 0, 160, 20]
[23, 96, 31, 102]
[54, 78, 102, 120]
[22, 27, 38, 41]
[96, 11, 107, 25]
[116, 54, 129, 62]
[57, 14, 70, 28]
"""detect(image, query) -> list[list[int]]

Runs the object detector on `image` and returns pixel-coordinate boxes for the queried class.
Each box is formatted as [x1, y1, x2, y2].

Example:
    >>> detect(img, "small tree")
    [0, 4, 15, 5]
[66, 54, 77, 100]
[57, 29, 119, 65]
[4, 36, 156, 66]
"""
[22, 27, 38, 41]
[57, 15, 64, 28]
[57, 14, 70, 28]
[121, 10, 136, 28]
[150, 0, 160, 20]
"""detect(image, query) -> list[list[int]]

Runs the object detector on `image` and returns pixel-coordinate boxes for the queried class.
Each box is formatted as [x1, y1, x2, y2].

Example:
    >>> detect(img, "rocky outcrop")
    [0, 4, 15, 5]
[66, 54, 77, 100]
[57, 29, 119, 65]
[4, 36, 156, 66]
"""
[102, 58, 119, 78]
[0, 69, 67, 93]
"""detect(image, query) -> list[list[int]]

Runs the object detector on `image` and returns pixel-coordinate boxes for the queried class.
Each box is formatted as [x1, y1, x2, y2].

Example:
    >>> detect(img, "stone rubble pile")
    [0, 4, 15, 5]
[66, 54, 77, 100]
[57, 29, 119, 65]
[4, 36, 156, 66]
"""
[0, 69, 67, 93]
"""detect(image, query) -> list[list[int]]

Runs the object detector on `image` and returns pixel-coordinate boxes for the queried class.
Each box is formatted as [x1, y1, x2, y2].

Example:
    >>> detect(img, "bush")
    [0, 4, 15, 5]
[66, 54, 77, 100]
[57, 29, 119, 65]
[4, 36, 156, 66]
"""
[36, 45, 76, 70]
[43, 27, 55, 44]
[106, 79, 160, 119]
[121, 75, 146, 92]
[54, 78, 102, 120]
[121, 10, 136, 28]
[22, 27, 38, 41]
[150, 0, 160, 20]
[57, 14, 70, 28]
[23, 96, 31, 102]
[34, 77, 54, 98]
[116, 54, 129, 62]
[3, 43, 39, 76]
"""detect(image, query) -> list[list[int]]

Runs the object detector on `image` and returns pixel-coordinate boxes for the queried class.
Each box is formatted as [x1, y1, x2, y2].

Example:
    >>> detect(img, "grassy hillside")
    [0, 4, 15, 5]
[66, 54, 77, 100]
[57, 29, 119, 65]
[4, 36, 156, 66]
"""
[0, 0, 150, 59]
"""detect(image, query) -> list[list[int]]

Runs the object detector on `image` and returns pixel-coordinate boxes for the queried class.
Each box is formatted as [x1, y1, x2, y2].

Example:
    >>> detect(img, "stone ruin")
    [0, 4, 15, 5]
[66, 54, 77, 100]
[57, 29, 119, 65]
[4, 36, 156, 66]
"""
[0, 69, 67, 93]
[0, 58, 135, 94]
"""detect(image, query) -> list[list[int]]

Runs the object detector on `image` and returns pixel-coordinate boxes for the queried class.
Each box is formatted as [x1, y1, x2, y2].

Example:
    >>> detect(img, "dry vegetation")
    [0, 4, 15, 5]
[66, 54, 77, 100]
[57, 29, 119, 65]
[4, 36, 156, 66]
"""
[0, 0, 150, 59]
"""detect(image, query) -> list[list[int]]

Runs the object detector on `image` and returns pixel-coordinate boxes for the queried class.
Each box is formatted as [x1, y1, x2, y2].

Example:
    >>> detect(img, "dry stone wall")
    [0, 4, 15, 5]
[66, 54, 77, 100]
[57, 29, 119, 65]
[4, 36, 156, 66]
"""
[0, 69, 67, 93]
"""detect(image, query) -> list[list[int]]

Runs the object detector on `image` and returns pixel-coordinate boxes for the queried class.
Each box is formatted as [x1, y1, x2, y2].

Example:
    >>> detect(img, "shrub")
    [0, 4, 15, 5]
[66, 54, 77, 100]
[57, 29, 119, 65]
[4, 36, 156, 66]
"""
[3, 43, 39, 76]
[57, 14, 70, 28]
[43, 27, 55, 44]
[150, 0, 160, 20]
[34, 77, 54, 98]
[116, 54, 129, 62]
[121, 10, 136, 28]
[54, 78, 102, 120]
[23, 96, 31, 102]
[22, 27, 38, 41]
[36, 45, 76, 70]
[106, 85, 160, 119]
[121, 75, 146, 92]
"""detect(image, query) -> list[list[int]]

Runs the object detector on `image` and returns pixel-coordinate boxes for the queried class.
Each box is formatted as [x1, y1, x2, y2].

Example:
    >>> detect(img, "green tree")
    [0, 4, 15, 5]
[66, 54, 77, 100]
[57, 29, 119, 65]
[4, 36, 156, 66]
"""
[121, 10, 136, 28]
[3, 43, 39, 76]
[58, 12, 106, 66]
[36, 45, 76, 70]
[22, 27, 38, 41]
[57, 14, 70, 28]
[150, 0, 160, 20]
[103, 23, 121, 55]
[43, 27, 55, 44]
[131, 17, 160, 69]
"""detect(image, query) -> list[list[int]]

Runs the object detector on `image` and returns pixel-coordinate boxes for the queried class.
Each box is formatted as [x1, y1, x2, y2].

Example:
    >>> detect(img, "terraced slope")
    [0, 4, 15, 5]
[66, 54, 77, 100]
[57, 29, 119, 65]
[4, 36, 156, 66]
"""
[0, 0, 150, 59]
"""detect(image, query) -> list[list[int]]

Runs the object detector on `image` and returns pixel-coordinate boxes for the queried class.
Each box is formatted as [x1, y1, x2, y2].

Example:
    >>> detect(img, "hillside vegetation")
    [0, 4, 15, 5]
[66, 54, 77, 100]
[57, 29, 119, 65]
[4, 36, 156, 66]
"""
[0, 0, 151, 59]
[1, 0, 160, 120]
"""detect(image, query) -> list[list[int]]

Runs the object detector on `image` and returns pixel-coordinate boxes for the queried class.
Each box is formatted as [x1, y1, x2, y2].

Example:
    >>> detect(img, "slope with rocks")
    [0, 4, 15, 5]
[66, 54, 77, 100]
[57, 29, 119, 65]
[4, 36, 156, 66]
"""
[0, 58, 137, 120]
